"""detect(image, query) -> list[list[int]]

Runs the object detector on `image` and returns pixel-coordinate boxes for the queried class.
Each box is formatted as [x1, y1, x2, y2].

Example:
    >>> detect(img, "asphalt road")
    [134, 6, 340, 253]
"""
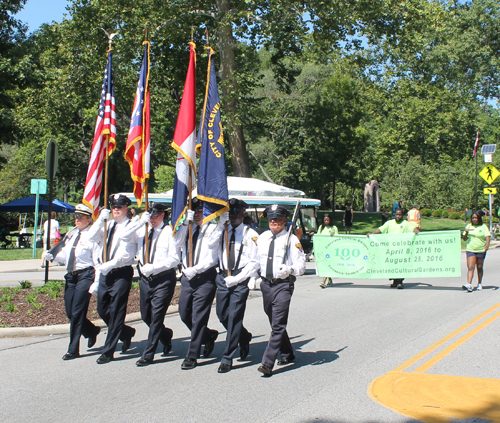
[1, 252, 499, 423]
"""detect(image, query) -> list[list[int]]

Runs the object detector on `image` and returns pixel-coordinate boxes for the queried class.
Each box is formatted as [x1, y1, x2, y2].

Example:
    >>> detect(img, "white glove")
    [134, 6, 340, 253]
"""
[217, 212, 229, 228]
[88, 281, 99, 295]
[140, 212, 151, 225]
[183, 210, 195, 225]
[97, 262, 113, 276]
[99, 208, 111, 221]
[183, 267, 198, 280]
[277, 265, 292, 279]
[141, 263, 154, 277]
[43, 252, 54, 262]
[224, 275, 239, 288]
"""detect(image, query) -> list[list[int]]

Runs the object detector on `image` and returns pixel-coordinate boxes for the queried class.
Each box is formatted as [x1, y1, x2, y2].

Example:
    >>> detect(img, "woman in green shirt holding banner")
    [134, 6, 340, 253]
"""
[462, 212, 490, 292]
[314, 214, 338, 288]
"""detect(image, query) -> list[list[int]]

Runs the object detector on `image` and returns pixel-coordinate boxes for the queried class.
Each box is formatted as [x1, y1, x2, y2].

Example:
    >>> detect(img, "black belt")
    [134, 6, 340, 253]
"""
[261, 276, 296, 286]
[138, 266, 176, 283]
[220, 268, 243, 278]
[68, 266, 94, 276]
[108, 265, 132, 276]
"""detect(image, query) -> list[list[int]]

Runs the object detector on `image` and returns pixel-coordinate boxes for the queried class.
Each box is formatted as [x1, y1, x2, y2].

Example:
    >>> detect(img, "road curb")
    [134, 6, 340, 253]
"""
[0, 305, 179, 338]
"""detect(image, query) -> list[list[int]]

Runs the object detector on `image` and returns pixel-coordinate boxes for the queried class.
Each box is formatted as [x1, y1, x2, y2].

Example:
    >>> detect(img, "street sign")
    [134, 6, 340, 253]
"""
[479, 164, 500, 184]
[45, 139, 59, 180]
[484, 187, 497, 195]
[30, 179, 47, 195]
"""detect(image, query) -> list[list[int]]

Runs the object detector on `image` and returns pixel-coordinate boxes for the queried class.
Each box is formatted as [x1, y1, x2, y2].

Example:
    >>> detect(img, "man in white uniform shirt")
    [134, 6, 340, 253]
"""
[122, 202, 183, 366]
[216, 199, 259, 373]
[178, 197, 224, 370]
[87, 194, 138, 364]
[43, 204, 101, 360]
[257, 204, 306, 377]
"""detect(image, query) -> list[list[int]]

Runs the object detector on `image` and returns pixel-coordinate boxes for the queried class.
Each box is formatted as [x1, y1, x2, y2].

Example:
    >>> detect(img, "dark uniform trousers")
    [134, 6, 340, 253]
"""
[179, 267, 217, 359]
[261, 279, 295, 368]
[64, 267, 100, 355]
[215, 272, 251, 364]
[139, 268, 176, 360]
[97, 266, 135, 357]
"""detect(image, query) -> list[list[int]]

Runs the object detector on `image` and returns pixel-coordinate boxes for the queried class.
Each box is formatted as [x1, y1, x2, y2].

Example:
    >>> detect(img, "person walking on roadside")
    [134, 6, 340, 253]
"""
[122, 203, 185, 366]
[43, 204, 101, 360]
[368, 208, 420, 289]
[343, 203, 354, 234]
[215, 199, 259, 373]
[177, 197, 224, 370]
[407, 205, 421, 229]
[462, 211, 490, 292]
[87, 194, 138, 364]
[313, 213, 338, 288]
[256, 204, 306, 377]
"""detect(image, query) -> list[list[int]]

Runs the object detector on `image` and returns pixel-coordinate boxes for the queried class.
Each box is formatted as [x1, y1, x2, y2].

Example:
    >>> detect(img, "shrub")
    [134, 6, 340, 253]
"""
[421, 209, 432, 217]
[433, 209, 443, 217]
[19, 281, 32, 289]
[442, 210, 449, 218]
[1, 294, 13, 303]
[459, 212, 465, 220]
[4, 302, 18, 312]
[450, 212, 460, 219]
[26, 293, 38, 304]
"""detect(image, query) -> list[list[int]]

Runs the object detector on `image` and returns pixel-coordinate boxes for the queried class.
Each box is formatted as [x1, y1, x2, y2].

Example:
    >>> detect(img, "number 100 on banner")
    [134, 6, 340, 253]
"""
[313, 231, 462, 279]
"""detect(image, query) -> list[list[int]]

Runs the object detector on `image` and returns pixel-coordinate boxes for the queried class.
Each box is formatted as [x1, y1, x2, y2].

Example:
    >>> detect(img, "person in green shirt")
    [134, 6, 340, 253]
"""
[462, 211, 490, 292]
[312, 214, 338, 288]
[368, 208, 420, 289]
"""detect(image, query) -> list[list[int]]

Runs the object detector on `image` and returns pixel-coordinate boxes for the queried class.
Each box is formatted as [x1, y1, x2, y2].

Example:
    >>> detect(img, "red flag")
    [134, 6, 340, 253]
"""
[83, 52, 117, 218]
[125, 41, 151, 207]
[170, 42, 197, 233]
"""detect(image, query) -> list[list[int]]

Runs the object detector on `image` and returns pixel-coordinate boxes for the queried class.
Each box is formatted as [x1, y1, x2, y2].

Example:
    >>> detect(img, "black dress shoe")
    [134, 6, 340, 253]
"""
[136, 357, 153, 367]
[96, 354, 113, 364]
[239, 332, 252, 360]
[181, 357, 197, 370]
[88, 327, 101, 349]
[203, 330, 218, 358]
[121, 328, 136, 353]
[277, 354, 296, 366]
[257, 364, 273, 377]
[162, 338, 172, 356]
[62, 352, 79, 361]
[218, 363, 232, 373]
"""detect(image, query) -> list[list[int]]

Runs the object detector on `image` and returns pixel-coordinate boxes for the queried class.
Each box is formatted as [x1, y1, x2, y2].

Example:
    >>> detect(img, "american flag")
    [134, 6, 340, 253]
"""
[83, 51, 117, 219]
[473, 131, 479, 158]
[125, 41, 150, 207]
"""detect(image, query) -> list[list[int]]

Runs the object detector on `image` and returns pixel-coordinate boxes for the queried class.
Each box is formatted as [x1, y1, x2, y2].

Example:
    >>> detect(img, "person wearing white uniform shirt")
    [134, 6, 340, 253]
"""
[86, 194, 138, 364]
[257, 204, 306, 377]
[43, 204, 101, 360]
[121, 202, 182, 366]
[177, 197, 223, 370]
[216, 199, 259, 373]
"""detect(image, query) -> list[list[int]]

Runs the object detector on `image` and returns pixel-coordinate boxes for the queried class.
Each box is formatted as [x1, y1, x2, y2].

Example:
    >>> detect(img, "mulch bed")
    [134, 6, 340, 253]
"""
[0, 282, 181, 328]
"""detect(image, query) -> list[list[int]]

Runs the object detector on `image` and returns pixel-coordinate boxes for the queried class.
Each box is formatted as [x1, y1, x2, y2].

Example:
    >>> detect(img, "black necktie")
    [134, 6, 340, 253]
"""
[192, 226, 201, 254]
[148, 228, 154, 263]
[67, 231, 80, 273]
[228, 228, 236, 270]
[265, 235, 276, 280]
[106, 223, 116, 259]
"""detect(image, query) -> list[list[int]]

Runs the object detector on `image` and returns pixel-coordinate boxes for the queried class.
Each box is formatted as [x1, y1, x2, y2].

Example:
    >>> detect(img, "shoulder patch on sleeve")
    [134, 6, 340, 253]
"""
[252, 236, 258, 244]
[295, 243, 303, 252]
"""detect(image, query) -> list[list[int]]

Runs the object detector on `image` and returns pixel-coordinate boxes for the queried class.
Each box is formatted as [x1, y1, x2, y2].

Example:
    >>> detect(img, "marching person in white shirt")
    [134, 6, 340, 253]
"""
[177, 197, 223, 370]
[87, 194, 138, 364]
[121, 202, 184, 366]
[43, 204, 101, 360]
[215, 199, 259, 373]
[257, 204, 306, 377]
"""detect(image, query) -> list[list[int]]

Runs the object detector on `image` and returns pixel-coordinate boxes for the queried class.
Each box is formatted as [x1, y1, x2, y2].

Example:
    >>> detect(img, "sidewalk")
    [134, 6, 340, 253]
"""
[0, 258, 64, 274]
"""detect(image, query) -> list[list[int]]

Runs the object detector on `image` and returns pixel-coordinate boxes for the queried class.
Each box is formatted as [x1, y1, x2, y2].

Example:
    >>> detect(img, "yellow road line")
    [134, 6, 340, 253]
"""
[414, 308, 500, 372]
[393, 303, 500, 372]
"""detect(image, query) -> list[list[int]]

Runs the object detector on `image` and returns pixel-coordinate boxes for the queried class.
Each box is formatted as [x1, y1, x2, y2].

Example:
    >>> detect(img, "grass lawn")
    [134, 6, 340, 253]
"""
[0, 248, 42, 261]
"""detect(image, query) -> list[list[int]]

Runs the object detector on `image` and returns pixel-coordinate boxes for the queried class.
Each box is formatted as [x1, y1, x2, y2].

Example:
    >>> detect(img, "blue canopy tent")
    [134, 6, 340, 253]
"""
[0, 197, 71, 213]
[51, 199, 75, 213]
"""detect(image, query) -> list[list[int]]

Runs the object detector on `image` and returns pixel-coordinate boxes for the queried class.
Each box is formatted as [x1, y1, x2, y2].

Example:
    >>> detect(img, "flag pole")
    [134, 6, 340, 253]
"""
[188, 171, 193, 267]
[143, 32, 150, 264]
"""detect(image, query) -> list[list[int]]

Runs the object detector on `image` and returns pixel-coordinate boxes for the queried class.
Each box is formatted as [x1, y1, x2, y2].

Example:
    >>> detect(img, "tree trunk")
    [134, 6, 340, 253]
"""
[331, 178, 336, 212]
[216, 0, 251, 177]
